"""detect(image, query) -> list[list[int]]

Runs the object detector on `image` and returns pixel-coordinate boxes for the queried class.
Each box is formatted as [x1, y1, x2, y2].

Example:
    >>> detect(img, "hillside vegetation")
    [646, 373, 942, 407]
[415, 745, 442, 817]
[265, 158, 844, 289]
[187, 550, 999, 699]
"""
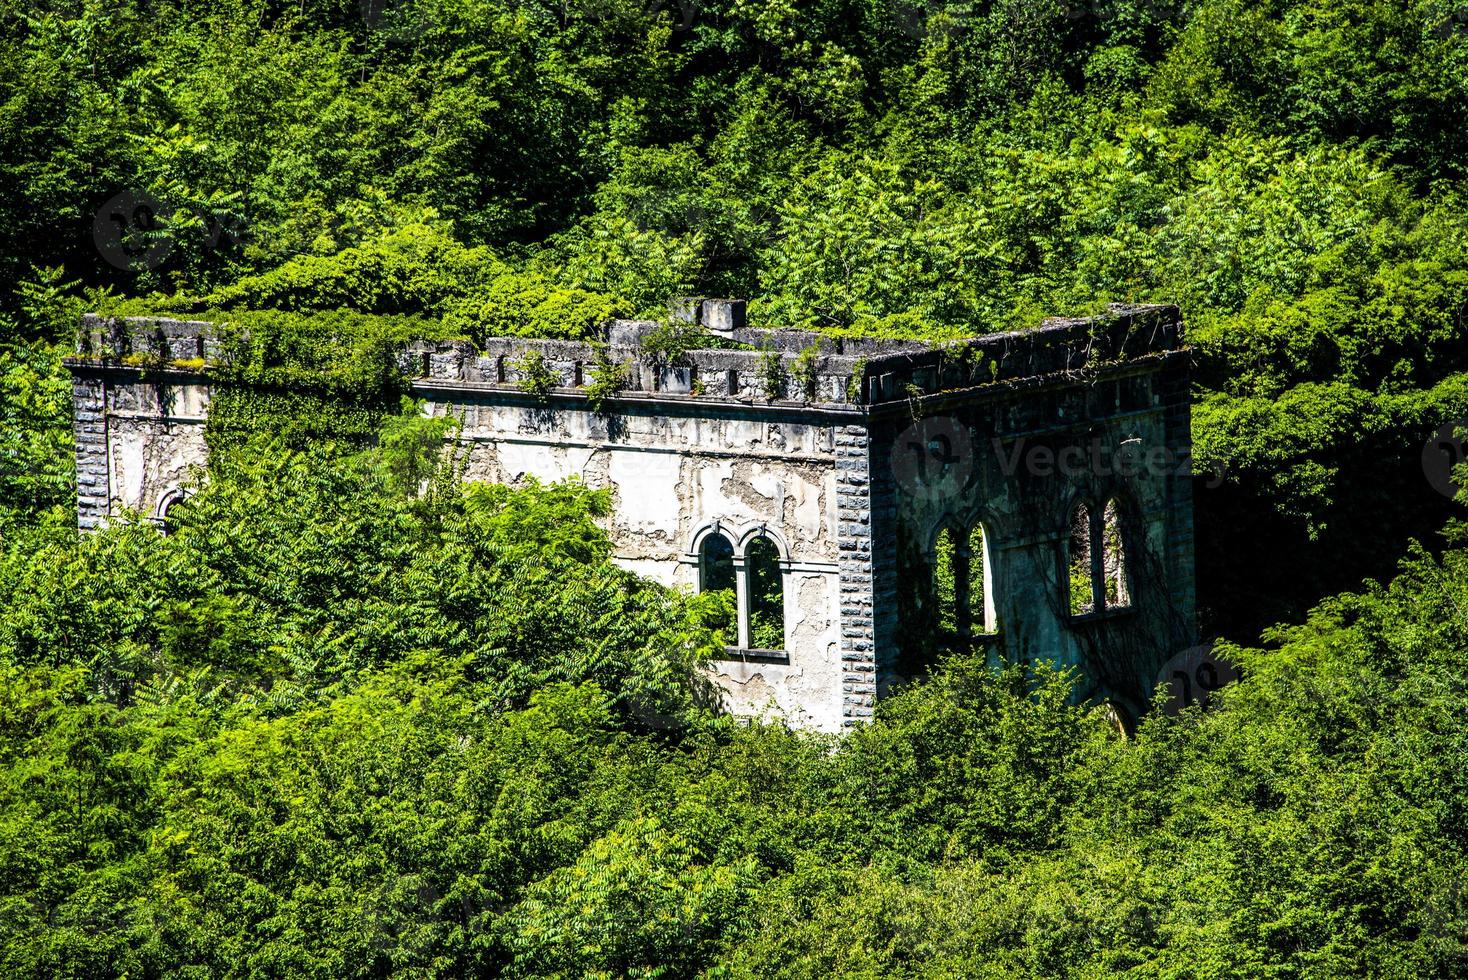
[4, 0, 1468, 975]
[4, 417, 1468, 977]
[7, 0, 1468, 623]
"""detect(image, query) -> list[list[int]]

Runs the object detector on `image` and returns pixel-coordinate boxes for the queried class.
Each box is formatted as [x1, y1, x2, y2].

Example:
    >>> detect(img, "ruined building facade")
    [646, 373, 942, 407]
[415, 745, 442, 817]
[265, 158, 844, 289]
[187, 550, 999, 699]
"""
[68, 303, 1196, 732]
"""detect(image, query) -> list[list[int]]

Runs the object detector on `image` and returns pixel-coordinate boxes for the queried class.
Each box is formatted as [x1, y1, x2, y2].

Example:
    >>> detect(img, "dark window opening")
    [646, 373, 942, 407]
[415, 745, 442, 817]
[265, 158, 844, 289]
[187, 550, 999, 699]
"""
[934, 526, 960, 634]
[935, 522, 996, 637]
[1068, 503, 1095, 616]
[967, 523, 994, 634]
[1103, 498, 1131, 609]
[746, 536, 784, 651]
[1068, 498, 1133, 618]
[698, 534, 737, 640]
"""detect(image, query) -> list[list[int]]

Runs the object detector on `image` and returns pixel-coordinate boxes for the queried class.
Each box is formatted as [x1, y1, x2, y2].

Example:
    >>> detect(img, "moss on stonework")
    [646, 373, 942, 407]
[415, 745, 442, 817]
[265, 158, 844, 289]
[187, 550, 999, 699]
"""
[84, 307, 454, 462]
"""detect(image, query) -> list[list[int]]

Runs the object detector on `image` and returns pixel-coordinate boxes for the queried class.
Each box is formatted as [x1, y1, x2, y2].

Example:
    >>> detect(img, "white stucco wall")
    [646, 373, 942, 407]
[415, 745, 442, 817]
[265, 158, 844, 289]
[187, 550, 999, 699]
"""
[105, 381, 209, 521]
[445, 398, 846, 731]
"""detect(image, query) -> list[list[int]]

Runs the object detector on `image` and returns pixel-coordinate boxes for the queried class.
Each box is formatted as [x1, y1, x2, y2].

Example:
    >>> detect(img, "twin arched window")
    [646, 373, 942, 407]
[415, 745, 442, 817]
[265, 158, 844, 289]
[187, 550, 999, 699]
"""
[1068, 498, 1131, 617]
[745, 538, 784, 650]
[933, 521, 996, 636]
[698, 530, 785, 652]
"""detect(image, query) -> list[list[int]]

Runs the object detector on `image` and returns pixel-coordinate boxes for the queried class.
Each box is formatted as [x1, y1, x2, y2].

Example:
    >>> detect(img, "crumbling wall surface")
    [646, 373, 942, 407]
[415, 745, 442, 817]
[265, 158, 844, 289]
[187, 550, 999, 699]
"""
[107, 379, 210, 520]
[434, 390, 849, 731]
[870, 351, 1196, 722]
[443, 396, 843, 563]
[71, 370, 210, 527]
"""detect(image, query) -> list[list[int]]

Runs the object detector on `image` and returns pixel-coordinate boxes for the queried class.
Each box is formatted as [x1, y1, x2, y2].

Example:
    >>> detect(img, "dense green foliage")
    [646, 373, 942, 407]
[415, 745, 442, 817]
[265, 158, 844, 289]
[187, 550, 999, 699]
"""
[6, 0, 1468, 974]
[201, 309, 443, 454]
[4, 428, 1468, 976]
[6, 0, 1468, 623]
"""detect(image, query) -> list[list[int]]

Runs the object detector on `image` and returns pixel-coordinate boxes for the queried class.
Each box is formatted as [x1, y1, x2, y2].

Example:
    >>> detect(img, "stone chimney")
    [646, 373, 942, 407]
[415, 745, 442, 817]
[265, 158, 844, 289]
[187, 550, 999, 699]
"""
[701, 298, 746, 335]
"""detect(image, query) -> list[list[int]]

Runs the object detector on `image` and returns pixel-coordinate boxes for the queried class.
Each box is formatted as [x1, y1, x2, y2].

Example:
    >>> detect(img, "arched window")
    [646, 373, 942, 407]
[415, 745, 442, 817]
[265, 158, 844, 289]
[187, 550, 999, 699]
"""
[154, 488, 189, 536]
[698, 532, 737, 638]
[1068, 502, 1095, 616]
[1067, 498, 1133, 617]
[1102, 498, 1131, 609]
[745, 536, 785, 651]
[933, 521, 996, 638]
[691, 525, 790, 654]
[967, 523, 995, 634]
[933, 526, 960, 634]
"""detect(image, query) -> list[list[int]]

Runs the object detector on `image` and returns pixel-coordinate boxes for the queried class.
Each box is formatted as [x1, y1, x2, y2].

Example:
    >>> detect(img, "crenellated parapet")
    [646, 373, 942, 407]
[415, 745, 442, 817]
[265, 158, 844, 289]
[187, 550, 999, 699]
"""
[71, 301, 1185, 408]
[75, 314, 225, 367]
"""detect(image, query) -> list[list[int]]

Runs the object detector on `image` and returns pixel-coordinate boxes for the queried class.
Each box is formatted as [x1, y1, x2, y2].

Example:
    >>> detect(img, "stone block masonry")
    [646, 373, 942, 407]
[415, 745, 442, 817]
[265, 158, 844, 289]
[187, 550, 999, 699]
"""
[72, 376, 108, 530]
[835, 425, 876, 721]
[66, 303, 1196, 731]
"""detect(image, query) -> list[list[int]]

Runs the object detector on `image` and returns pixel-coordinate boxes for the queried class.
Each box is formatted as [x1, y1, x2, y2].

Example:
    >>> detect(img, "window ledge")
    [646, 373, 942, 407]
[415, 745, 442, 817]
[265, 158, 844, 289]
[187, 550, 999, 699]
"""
[1067, 606, 1135, 626]
[715, 646, 790, 665]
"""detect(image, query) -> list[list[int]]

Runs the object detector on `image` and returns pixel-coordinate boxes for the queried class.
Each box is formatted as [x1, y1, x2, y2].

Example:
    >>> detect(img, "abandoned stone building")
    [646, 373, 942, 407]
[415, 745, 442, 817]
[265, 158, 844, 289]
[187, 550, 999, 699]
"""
[68, 302, 1196, 732]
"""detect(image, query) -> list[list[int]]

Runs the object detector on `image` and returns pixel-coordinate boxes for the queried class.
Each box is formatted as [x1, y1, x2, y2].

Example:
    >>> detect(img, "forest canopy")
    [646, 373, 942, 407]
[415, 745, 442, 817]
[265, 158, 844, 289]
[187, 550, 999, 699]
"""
[4, 0, 1468, 975]
[6, 0, 1468, 618]
[4, 409, 1468, 977]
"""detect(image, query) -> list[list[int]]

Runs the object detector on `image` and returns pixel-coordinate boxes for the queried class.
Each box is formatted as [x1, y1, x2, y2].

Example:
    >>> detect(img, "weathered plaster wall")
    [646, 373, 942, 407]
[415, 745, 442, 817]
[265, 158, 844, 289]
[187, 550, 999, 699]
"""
[73, 372, 210, 529]
[425, 390, 849, 731]
[106, 381, 209, 520]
